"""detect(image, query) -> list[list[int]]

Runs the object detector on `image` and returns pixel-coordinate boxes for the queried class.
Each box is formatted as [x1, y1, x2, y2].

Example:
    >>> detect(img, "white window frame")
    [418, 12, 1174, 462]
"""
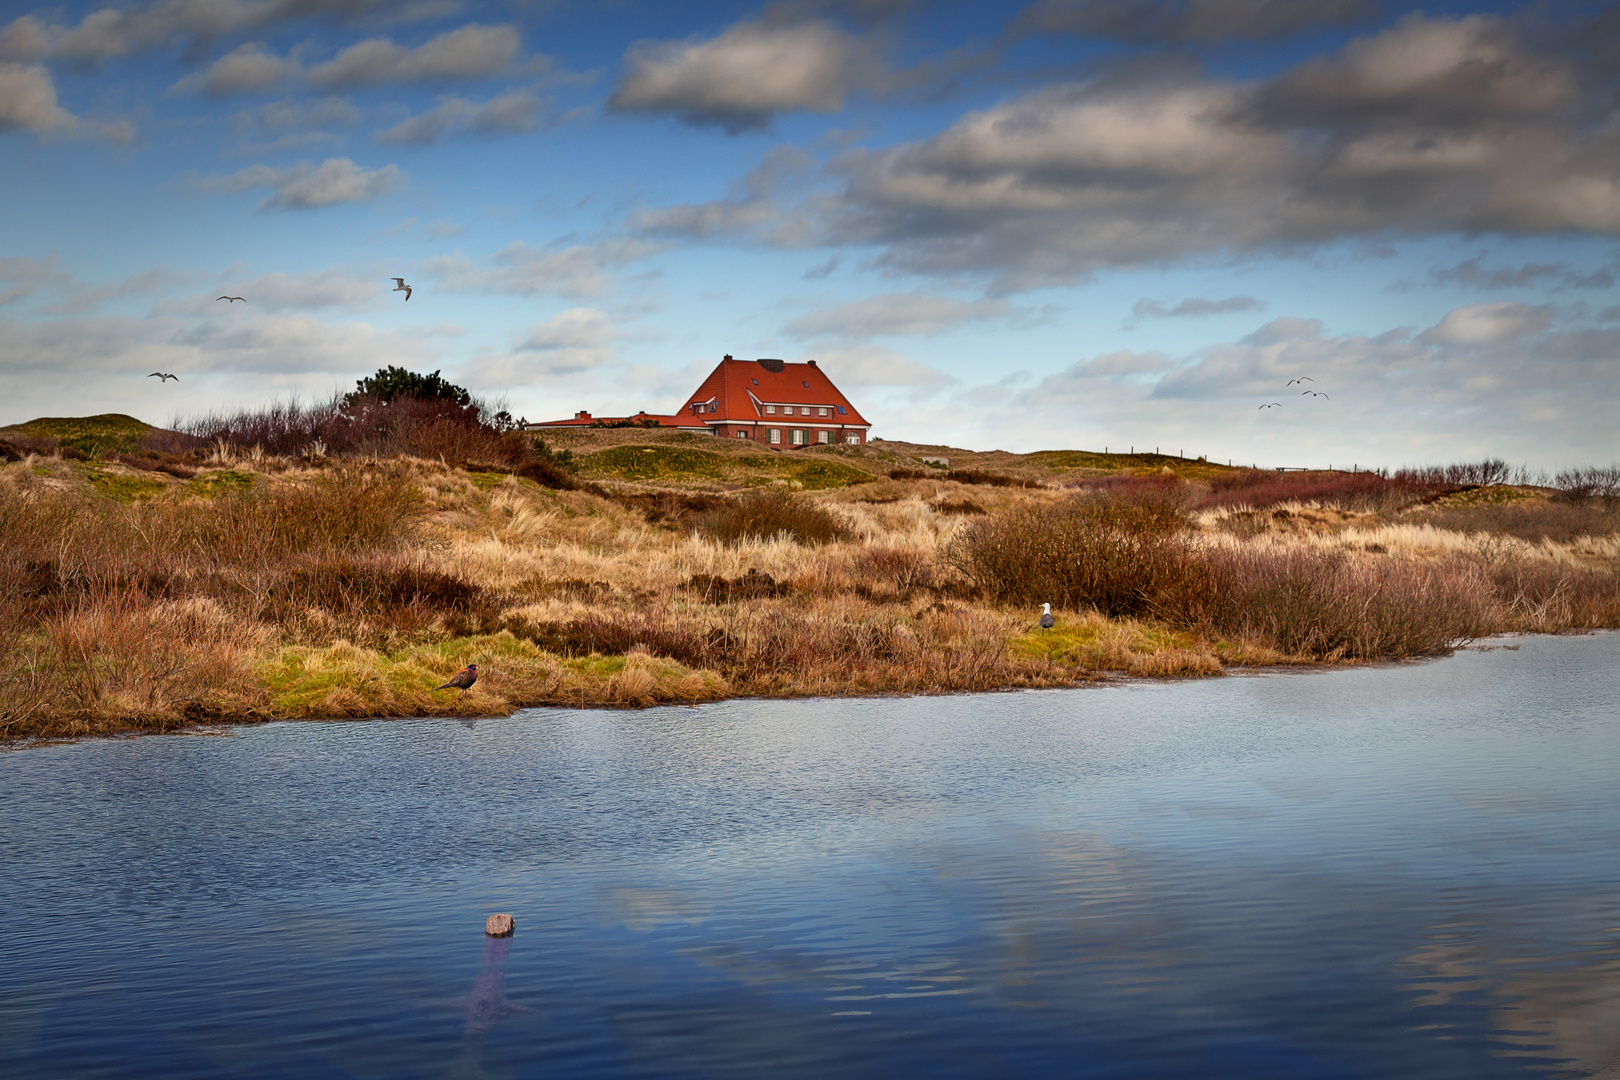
[845, 434, 861, 445]
[769, 428, 781, 445]
[816, 430, 829, 444]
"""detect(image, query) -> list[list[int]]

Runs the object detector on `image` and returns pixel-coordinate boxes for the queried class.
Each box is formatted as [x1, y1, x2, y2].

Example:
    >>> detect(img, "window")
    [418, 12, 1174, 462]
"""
[845, 434, 861, 445]
[752, 379, 758, 385]
[836, 406, 847, 415]
[818, 407, 828, 416]
[817, 430, 829, 444]
[802, 381, 810, 387]
[790, 429, 807, 446]
[800, 406, 810, 416]
[766, 405, 775, 414]
[737, 430, 749, 438]
[769, 428, 781, 445]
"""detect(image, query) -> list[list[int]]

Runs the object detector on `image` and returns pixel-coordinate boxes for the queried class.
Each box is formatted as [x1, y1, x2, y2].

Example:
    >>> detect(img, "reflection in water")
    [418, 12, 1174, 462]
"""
[434, 934, 530, 1079]
[0, 632, 1616, 1078]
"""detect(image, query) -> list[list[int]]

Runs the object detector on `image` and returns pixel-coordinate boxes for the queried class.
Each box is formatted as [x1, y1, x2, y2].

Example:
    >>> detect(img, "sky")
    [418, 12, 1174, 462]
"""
[2, 0, 1619, 469]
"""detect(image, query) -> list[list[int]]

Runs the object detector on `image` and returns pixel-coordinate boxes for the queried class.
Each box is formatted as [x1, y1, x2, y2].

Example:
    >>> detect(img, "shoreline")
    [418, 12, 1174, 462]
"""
[14, 630, 1608, 749]
[4, 430, 1617, 744]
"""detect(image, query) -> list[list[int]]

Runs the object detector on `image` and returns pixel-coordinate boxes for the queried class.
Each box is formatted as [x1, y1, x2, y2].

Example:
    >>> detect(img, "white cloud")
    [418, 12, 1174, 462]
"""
[309, 24, 520, 90]
[425, 238, 660, 300]
[374, 89, 546, 145]
[630, 14, 1620, 291]
[166, 269, 382, 313]
[0, 61, 132, 141]
[610, 19, 876, 132]
[797, 344, 954, 389]
[170, 23, 524, 99]
[9, 1, 408, 68]
[1130, 296, 1263, 322]
[179, 42, 296, 97]
[784, 292, 1020, 339]
[1419, 302, 1555, 345]
[0, 310, 445, 426]
[197, 157, 404, 210]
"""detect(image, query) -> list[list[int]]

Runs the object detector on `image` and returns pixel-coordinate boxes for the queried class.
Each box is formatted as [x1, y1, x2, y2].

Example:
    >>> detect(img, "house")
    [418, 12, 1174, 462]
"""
[528, 356, 871, 447]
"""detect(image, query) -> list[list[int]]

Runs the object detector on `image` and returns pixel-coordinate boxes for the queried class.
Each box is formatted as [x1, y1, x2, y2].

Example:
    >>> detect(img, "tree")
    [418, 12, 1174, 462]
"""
[344, 367, 471, 408]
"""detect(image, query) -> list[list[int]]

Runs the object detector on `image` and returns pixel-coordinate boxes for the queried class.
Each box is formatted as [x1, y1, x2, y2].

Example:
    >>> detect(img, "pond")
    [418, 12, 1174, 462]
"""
[3, 633, 1618, 1078]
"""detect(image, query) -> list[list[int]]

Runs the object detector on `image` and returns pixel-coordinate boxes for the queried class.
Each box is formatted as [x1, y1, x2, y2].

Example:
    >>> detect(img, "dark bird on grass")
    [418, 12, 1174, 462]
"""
[147, 372, 178, 382]
[1286, 377, 1313, 386]
[1302, 391, 1329, 399]
[436, 664, 477, 692]
[392, 277, 412, 301]
[216, 295, 246, 303]
[1259, 402, 1281, 409]
[1040, 602, 1055, 629]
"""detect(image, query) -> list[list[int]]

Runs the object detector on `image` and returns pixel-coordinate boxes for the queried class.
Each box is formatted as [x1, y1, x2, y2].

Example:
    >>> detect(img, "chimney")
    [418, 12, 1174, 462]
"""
[807, 360, 818, 367]
[576, 410, 590, 420]
[723, 354, 734, 362]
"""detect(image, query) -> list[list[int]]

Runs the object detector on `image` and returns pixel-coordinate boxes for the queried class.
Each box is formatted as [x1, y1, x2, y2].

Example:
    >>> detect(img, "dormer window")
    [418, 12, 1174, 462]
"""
[766, 405, 775, 414]
[800, 406, 810, 416]
[817, 407, 828, 416]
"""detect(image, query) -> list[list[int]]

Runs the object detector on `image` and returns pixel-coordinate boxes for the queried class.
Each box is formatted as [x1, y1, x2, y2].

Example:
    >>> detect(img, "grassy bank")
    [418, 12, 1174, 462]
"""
[2, 416, 1617, 740]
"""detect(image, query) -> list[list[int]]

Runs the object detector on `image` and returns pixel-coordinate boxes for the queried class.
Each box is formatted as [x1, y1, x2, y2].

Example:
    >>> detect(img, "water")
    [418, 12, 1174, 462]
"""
[3, 634, 1618, 1079]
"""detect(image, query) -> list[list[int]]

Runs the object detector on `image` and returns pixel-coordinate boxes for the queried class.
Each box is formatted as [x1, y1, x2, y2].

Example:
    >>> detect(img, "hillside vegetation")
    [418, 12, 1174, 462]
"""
[1, 412, 1616, 741]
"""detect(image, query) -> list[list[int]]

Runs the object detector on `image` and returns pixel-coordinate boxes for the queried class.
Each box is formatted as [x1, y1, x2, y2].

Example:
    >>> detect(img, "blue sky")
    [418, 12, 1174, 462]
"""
[2, 0, 1618, 468]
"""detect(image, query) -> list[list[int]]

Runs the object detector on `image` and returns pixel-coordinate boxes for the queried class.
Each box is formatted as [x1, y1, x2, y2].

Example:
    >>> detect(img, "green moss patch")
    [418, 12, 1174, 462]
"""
[587, 444, 727, 481]
[466, 470, 509, 490]
[10, 414, 153, 456]
[1023, 450, 1119, 471]
[791, 459, 874, 489]
[1434, 485, 1544, 507]
[84, 467, 168, 501]
[190, 469, 258, 496]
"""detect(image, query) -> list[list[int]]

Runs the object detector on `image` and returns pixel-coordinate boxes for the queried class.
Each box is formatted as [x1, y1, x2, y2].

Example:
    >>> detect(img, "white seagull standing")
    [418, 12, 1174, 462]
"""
[392, 277, 412, 301]
[1040, 602, 1055, 629]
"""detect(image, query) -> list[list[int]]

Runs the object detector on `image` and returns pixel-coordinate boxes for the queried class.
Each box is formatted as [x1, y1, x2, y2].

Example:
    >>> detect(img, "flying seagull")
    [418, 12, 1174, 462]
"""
[1040, 602, 1055, 629]
[436, 664, 477, 693]
[1286, 377, 1313, 386]
[147, 372, 178, 382]
[216, 295, 246, 303]
[1259, 402, 1282, 409]
[392, 277, 412, 301]
[1302, 391, 1329, 399]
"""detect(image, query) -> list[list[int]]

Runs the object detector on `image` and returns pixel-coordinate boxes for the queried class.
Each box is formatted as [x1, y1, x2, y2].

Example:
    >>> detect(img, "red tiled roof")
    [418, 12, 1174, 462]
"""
[527, 410, 690, 429]
[680, 357, 869, 428]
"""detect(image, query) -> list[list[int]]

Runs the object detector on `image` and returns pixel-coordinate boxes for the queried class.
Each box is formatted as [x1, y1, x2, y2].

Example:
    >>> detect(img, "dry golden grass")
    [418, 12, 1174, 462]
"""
[2, 449, 1617, 741]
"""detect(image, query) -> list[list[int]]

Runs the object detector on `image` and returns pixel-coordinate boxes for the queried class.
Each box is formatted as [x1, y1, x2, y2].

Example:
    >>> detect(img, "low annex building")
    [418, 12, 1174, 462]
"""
[528, 356, 871, 447]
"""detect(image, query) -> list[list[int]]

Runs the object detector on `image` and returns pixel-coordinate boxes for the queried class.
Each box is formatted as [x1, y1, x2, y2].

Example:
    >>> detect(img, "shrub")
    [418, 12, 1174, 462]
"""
[179, 394, 529, 466]
[949, 489, 1194, 617]
[1554, 465, 1620, 505]
[344, 366, 471, 408]
[1423, 500, 1620, 542]
[694, 489, 851, 546]
[890, 467, 1040, 488]
[1178, 549, 1490, 658]
[1195, 469, 1431, 512]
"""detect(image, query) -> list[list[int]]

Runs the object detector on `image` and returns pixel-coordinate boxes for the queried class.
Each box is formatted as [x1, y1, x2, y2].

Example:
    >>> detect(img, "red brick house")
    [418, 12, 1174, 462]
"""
[529, 356, 871, 447]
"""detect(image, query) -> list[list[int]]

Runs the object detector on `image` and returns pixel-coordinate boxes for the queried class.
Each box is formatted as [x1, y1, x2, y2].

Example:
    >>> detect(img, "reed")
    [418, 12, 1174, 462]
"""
[2, 446, 1617, 741]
